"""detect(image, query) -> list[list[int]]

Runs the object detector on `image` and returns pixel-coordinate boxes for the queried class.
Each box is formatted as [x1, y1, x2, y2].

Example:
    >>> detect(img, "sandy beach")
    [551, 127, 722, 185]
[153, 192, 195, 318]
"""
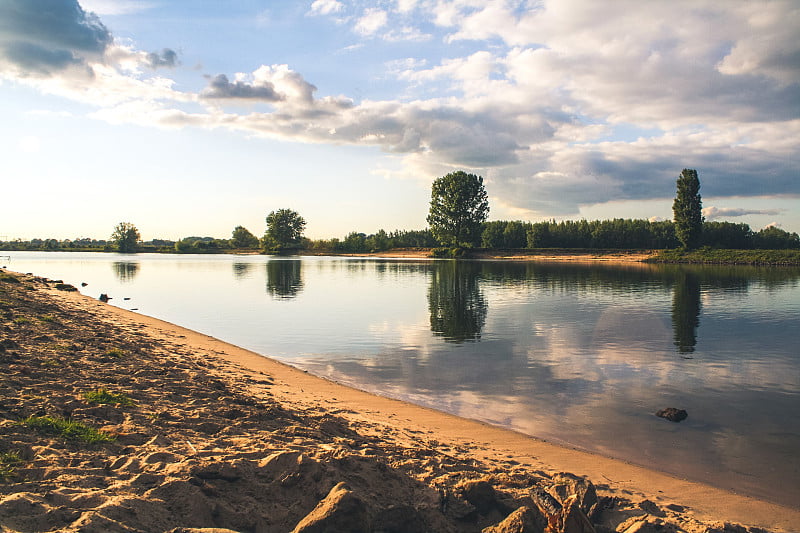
[1, 270, 798, 533]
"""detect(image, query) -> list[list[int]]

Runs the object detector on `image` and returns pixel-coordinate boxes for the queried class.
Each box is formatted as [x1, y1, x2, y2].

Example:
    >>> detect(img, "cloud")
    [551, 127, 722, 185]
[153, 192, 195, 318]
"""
[0, 0, 112, 76]
[201, 74, 283, 101]
[78, 0, 154, 16]
[703, 206, 782, 220]
[145, 48, 178, 69]
[307, 0, 343, 17]
[355, 8, 388, 36]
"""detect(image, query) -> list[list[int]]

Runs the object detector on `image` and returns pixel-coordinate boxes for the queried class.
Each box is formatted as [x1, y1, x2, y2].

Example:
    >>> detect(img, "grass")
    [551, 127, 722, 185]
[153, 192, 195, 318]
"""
[83, 388, 134, 406]
[648, 248, 800, 265]
[20, 416, 116, 444]
[39, 314, 56, 322]
[104, 347, 125, 358]
[0, 451, 21, 481]
[12, 317, 31, 324]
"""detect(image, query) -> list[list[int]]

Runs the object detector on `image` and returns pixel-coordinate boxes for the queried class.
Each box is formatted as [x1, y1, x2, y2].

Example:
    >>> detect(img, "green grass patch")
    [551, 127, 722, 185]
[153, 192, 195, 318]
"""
[83, 388, 134, 406]
[0, 451, 22, 481]
[12, 317, 31, 324]
[39, 314, 56, 322]
[104, 347, 125, 358]
[648, 248, 800, 265]
[20, 416, 115, 444]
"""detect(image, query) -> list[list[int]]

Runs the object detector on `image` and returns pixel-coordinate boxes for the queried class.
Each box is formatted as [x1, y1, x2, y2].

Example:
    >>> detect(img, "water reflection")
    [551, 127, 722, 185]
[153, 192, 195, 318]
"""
[112, 261, 139, 283]
[232, 262, 254, 280]
[266, 260, 303, 299]
[671, 271, 701, 354]
[428, 261, 487, 343]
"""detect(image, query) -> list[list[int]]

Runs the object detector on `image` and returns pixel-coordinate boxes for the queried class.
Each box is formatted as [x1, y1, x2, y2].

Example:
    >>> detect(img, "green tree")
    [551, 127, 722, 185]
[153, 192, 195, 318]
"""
[672, 169, 703, 249]
[231, 225, 259, 249]
[110, 222, 141, 253]
[427, 171, 489, 247]
[263, 209, 306, 252]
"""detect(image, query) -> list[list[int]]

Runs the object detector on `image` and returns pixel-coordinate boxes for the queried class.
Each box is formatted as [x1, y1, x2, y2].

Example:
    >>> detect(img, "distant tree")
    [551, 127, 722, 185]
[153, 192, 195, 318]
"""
[231, 225, 259, 249]
[263, 209, 306, 252]
[672, 169, 703, 249]
[752, 226, 800, 249]
[427, 171, 489, 247]
[111, 222, 141, 253]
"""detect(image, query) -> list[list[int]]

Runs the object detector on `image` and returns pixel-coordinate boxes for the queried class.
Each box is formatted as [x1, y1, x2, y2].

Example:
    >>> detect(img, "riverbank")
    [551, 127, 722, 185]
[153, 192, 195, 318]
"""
[1, 271, 798, 532]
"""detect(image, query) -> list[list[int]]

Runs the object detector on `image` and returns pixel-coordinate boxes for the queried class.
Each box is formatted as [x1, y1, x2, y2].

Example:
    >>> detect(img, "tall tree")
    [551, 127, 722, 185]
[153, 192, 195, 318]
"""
[672, 168, 703, 249]
[110, 222, 141, 253]
[427, 171, 489, 247]
[231, 225, 259, 249]
[263, 209, 306, 252]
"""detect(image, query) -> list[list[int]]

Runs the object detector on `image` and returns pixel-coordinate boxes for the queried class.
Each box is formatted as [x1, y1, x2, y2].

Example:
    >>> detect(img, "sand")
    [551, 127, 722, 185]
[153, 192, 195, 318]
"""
[1, 270, 797, 533]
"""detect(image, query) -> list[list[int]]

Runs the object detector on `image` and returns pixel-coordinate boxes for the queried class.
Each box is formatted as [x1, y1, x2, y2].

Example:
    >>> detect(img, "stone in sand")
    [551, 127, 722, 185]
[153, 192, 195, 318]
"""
[291, 482, 370, 533]
[482, 505, 547, 533]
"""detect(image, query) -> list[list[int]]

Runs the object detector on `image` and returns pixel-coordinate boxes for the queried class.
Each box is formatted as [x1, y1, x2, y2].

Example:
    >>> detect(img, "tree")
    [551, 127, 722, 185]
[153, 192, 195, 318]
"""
[672, 169, 703, 249]
[231, 225, 259, 249]
[263, 209, 306, 252]
[111, 222, 141, 253]
[427, 171, 489, 247]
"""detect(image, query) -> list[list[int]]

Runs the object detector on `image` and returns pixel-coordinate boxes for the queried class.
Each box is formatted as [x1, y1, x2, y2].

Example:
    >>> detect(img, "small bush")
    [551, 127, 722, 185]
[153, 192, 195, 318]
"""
[20, 416, 115, 444]
[39, 315, 56, 322]
[83, 388, 134, 406]
[0, 451, 21, 481]
[13, 317, 31, 324]
[104, 348, 125, 358]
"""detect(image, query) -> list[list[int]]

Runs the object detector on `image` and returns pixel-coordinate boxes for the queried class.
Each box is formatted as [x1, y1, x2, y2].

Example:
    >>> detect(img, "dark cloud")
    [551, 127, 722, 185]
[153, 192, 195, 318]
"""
[201, 74, 283, 101]
[146, 48, 178, 69]
[0, 0, 112, 75]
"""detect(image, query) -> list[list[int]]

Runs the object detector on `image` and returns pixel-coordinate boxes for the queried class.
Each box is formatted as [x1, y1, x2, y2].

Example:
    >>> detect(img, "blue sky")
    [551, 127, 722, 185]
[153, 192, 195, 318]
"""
[1, 0, 798, 241]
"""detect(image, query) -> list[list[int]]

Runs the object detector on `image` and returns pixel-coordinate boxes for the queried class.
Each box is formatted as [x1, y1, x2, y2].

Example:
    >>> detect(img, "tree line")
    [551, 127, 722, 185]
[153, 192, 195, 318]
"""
[2, 169, 797, 253]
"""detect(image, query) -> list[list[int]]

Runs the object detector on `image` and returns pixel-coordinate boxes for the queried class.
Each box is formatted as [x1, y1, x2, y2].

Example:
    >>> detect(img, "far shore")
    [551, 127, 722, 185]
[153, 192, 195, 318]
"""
[1, 269, 798, 532]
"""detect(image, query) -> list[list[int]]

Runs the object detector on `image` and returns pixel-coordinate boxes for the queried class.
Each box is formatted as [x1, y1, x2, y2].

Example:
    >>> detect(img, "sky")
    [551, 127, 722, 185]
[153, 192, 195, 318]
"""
[1, 0, 798, 241]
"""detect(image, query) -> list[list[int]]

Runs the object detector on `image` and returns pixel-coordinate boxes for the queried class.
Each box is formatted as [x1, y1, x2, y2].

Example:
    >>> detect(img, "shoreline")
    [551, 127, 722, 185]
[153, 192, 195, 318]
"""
[2, 271, 798, 532]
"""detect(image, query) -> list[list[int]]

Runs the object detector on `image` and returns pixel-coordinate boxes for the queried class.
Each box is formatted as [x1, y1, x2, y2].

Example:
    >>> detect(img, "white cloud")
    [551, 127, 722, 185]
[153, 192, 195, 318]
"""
[355, 8, 388, 36]
[79, 0, 154, 16]
[703, 206, 782, 220]
[307, 0, 344, 17]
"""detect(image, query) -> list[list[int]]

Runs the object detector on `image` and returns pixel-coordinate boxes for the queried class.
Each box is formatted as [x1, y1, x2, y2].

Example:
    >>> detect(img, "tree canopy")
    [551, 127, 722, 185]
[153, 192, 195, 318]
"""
[672, 169, 703, 250]
[110, 222, 141, 253]
[427, 171, 489, 247]
[263, 209, 306, 252]
[231, 225, 259, 249]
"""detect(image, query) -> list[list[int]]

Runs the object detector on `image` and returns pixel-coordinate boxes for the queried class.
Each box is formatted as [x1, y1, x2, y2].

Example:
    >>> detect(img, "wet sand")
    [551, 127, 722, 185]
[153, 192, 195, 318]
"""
[1, 270, 797, 532]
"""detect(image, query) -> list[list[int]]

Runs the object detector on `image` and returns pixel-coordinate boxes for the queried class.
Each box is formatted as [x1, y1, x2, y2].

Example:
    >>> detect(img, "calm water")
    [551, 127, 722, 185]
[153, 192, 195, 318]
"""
[4, 252, 799, 507]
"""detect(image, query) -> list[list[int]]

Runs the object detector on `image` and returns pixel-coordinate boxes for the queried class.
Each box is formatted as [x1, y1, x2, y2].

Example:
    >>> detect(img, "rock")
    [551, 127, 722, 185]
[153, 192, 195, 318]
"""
[459, 479, 499, 515]
[99, 294, 111, 302]
[655, 408, 688, 422]
[482, 506, 547, 533]
[54, 283, 77, 292]
[561, 496, 596, 533]
[530, 486, 562, 529]
[637, 499, 665, 517]
[548, 473, 598, 517]
[81, 282, 88, 287]
[291, 482, 370, 533]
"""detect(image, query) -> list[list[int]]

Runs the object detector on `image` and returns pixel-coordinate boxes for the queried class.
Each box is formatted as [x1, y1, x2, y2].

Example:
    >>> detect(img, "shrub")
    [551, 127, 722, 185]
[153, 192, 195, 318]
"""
[0, 451, 21, 481]
[83, 388, 134, 406]
[20, 416, 115, 444]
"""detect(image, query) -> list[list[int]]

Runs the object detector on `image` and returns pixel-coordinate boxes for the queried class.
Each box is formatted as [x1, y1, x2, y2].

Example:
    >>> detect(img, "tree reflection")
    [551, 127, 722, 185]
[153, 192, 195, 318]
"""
[428, 261, 487, 343]
[232, 262, 254, 280]
[671, 271, 701, 354]
[112, 261, 139, 283]
[266, 260, 303, 299]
